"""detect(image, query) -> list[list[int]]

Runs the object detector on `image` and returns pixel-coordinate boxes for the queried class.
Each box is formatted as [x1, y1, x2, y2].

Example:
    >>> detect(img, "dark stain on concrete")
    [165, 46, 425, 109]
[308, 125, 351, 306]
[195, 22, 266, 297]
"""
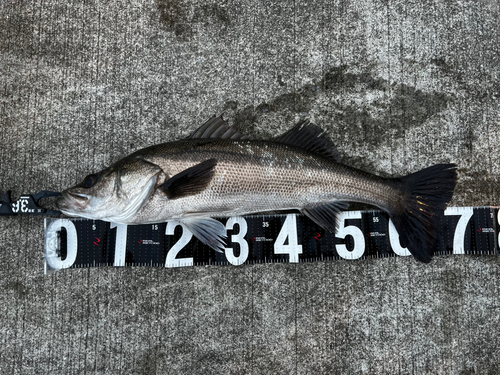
[134, 344, 161, 375]
[223, 100, 238, 111]
[431, 56, 499, 100]
[459, 367, 476, 375]
[156, 0, 230, 40]
[430, 57, 454, 74]
[277, 74, 286, 87]
[232, 65, 453, 149]
[453, 169, 499, 206]
[155, 0, 193, 39]
[192, 4, 231, 26]
[4, 281, 28, 299]
[233, 105, 260, 133]
[0, 10, 36, 58]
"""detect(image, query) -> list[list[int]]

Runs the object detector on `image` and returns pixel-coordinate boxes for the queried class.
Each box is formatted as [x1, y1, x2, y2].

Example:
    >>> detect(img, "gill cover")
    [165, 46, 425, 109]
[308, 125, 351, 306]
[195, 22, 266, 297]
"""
[104, 158, 164, 223]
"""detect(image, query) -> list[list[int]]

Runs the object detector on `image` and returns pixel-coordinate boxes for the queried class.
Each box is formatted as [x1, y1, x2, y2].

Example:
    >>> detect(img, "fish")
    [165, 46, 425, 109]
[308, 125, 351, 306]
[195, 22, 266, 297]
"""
[57, 115, 457, 263]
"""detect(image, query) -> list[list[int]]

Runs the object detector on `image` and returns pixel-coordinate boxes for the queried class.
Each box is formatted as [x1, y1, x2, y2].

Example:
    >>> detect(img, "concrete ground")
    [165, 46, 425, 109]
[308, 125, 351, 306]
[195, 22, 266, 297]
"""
[1, 0, 499, 373]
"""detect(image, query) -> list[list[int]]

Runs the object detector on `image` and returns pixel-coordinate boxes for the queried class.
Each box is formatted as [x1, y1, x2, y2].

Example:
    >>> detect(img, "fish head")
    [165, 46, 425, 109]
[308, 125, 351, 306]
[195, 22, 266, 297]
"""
[57, 157, 163, 223]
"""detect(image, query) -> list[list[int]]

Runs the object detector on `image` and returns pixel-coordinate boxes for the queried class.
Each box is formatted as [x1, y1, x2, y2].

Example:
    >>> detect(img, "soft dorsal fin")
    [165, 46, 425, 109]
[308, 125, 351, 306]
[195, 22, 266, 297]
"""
[188, 115, 250, 140]
[160, 159, 217, 199]
[274, 120, 341, 161]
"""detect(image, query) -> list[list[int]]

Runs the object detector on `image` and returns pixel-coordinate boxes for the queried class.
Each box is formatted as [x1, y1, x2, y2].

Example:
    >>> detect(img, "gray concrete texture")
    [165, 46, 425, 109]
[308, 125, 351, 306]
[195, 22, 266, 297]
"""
[0, 0, 499, 373]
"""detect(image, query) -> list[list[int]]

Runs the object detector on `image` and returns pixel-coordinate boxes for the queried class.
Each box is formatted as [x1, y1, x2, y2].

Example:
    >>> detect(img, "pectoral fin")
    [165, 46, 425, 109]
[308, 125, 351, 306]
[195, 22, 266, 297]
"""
[160, 159, 217, 199]
[182, 216, 227, 252]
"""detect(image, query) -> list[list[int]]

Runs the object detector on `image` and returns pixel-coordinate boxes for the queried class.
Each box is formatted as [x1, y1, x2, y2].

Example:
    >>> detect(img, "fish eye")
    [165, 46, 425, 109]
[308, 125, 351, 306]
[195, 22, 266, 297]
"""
[83, 174, 98, 188]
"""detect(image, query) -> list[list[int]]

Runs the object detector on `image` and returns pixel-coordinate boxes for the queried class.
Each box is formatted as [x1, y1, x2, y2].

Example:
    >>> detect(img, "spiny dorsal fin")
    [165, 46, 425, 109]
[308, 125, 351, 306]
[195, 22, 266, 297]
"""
[274, 120, 341, 162]
[188, 115, 250, 140]
[160, 159, 217, 199]
[301, 201, 349, 232]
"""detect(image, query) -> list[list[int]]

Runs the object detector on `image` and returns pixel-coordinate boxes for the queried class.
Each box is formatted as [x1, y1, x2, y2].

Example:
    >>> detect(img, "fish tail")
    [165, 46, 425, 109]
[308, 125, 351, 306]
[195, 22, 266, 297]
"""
[390, 164, 457, 263]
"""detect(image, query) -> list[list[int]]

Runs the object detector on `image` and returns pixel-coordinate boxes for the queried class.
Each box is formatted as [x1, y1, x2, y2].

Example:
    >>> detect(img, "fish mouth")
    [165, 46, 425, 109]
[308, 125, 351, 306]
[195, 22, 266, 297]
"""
[57, 190, 89, 211]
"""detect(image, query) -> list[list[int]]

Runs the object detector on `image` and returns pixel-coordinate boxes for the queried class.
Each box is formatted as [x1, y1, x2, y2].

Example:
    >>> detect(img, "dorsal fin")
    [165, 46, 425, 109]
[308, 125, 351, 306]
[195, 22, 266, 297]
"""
[274, 120, 341, 162]
[188, 115, 250, 140]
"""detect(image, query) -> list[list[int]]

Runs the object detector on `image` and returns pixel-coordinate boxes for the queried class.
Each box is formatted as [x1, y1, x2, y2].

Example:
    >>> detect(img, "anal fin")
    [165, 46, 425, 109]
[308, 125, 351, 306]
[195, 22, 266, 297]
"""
[301, 202, 349, 232]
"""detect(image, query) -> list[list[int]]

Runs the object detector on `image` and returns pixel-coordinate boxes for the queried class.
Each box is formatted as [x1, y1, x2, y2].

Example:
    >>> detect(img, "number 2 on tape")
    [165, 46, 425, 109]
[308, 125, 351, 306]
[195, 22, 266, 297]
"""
[165, 221, 193, 268]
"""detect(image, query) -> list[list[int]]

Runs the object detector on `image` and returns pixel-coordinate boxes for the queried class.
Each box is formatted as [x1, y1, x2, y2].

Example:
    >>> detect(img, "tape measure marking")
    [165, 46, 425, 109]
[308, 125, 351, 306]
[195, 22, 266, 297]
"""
[43, 207, 500, 274]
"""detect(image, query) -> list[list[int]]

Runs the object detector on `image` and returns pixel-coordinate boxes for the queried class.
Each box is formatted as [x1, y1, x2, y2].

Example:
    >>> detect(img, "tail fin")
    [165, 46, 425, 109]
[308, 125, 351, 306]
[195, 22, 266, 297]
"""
[390, 164, 457, 263]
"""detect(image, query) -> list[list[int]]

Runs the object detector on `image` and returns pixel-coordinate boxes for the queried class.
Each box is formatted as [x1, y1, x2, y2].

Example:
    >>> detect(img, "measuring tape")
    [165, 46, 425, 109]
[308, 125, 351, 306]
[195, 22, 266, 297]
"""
[43, 207, 499, 274]
[0, 190, 61, 216]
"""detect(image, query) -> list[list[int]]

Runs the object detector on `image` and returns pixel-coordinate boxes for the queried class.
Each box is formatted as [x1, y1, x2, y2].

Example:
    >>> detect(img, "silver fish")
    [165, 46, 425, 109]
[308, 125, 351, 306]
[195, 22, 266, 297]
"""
[57, 116, 457, 262]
